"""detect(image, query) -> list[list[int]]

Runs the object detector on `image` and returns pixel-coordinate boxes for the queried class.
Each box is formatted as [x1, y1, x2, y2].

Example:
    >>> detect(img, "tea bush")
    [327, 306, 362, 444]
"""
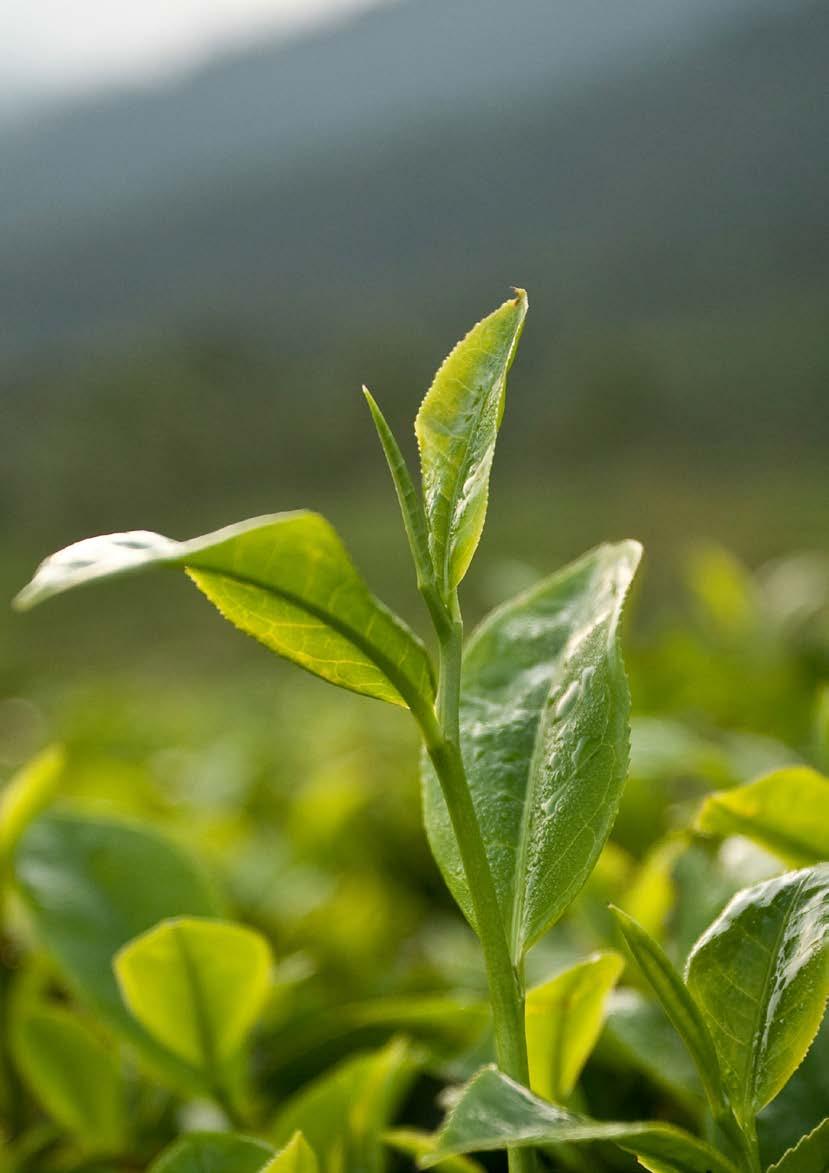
[3, 294, 827, 1173]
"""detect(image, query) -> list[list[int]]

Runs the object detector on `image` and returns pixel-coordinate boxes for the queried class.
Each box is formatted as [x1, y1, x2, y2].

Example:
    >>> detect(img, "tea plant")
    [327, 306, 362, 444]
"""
[7, 293, 828, 1173]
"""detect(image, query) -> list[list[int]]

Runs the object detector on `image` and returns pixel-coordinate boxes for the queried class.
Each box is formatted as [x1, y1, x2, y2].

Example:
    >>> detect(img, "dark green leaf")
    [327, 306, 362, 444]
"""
[424, 1066, 737, 1173]
[695, 767, 829, 867]
[115, 917, 272, 1070]
[685, 865, 829, 1122]
[415, 291, 527, 594]
[14, 812, 220, 1084]
[149, 1132, 274, 1173]
[14, 513, 434, 712]
[424, 541, 641, 958]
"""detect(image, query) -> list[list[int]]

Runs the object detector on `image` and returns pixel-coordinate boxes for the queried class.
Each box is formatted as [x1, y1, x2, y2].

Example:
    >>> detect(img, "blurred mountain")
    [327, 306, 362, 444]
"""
[2, 0, 825, 367]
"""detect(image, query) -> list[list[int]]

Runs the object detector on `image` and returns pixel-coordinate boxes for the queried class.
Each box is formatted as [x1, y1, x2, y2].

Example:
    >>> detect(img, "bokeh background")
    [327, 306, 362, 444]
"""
[2, 2, 829, 1157]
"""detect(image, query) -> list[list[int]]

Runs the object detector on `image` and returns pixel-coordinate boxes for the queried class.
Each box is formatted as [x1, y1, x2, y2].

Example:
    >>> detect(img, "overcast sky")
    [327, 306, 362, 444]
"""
[2, 0, 386, 106]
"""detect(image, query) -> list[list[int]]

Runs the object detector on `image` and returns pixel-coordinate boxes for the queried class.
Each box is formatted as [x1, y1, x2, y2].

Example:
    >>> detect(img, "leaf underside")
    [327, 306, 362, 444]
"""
[423, 540, 641, 959]
[14, 513, 434, 711]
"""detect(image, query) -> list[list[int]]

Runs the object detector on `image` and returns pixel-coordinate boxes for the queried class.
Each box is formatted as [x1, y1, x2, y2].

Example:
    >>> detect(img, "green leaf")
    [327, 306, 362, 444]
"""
[0, 746, 63, 867]
[14, 812, 220, 1083]
[423, 541, 641, 958]
[270, 1038, 416, 1173]
[11, 1004, 125, 1154]
[423, 1066, 737, 1173]
[115, 916, 272, 1071]
[415, 290, 527, 594]
[260, 1132, 319, 1173]
[525, 951, 624, 1102]
[757, 1016, 829, 1165]
[685, 864, 829, 1123]
[363, 388, 435, 600]
[610, 906, 727, 1114]
[13, 512, 434, 712]
[384, 1129, 485, 1172]
[768, 1119, 829, 1173]
[695, 767, 829, 866]
[149, 1132, 274, 1173]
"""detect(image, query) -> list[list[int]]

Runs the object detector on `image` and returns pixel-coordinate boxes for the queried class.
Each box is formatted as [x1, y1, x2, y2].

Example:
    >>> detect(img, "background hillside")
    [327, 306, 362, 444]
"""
[3, 0, 828, 671]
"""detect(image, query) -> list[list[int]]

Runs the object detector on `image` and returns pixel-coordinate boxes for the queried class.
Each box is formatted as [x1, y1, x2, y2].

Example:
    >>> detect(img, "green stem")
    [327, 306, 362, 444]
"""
[418, 602, 537, 1173]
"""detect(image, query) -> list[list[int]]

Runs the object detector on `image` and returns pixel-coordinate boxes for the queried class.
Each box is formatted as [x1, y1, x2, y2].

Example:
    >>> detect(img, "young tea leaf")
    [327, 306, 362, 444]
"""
[115, 916, 272, 1071]
[11, 1004, 125, 1154]
[685, 865, 829, 1124]
[14, 812, 220, 1086]
[525, 951, 624, 1103]
[610, 907, 727, 1114]
[423, 541, 641, 958]
[149, 1132, 274, 1173]
[260, 1131, 319, 1173]
[13, 513, 434, 713]
[415, 291, 527, 595]
[767, 1118, 829, 1173]
[384, 1128, 485, 1171]
[695, 767, 829, 866]
[424, 1066, 737, 1173]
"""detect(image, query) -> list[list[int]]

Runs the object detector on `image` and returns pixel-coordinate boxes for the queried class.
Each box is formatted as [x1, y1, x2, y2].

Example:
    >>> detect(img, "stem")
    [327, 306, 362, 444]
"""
[419, 600, 537, 1173]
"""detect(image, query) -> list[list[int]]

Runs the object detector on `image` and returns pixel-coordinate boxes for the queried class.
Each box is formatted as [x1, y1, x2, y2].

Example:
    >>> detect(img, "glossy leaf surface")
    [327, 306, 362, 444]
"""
[415, 291, 527, 593]
[14, 513, 434, 711]
[768, 1119, 829, 1173]
[611, 907, 725, 1112]
[424, 1067, 737, 1173]
[15, 812, 220, 1080]
[525, 951, 624, 1102]
[260, 1132, 318, 1173]
[116, 916, 272, 1069]
[696, 767, 829, 866]
[424, 541, 641, 957]
[12, 1004, 125, 1153]
[686, 865, 829, 1121]
[150, 1132, 274, 1173]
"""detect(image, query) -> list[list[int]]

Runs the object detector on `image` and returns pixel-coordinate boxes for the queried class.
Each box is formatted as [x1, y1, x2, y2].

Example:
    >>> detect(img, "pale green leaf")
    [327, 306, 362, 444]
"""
[115, 917, 272, 1070]
[415, 291, 527, 593]
[13, 513, 434, 712]
[424, 541, 641, 958]
[0, 745, 63, 867]
[384, 1129, 484, 1172]
[423, 1066, 737, 1173]
[270, 1038, 415, 1173]
[14, 812, 220, 1086]
[696, 767, 829, 867]
[768, 1119, 829, 1173]
[525, 951, 624, 1102]
[610, 906, 727, 1114]
[11, 1004, 125, 1154]
[685, 864, 829, 1122]
[149, 1132, 274, 1173]
[260, 1132, 318, 1173]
